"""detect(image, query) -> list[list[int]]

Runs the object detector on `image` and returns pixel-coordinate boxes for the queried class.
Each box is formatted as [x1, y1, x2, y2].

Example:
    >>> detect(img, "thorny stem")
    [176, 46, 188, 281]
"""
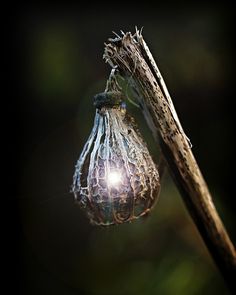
[103, 29, 236, 291]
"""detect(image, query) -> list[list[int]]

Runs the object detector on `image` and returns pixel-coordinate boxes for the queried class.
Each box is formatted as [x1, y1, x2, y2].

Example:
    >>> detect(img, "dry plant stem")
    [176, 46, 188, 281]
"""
[104, 30, 236, 290]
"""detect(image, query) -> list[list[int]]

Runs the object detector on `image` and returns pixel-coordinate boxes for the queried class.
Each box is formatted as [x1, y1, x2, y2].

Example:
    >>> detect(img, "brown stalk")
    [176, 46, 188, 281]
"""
[103, 29, 236, 291]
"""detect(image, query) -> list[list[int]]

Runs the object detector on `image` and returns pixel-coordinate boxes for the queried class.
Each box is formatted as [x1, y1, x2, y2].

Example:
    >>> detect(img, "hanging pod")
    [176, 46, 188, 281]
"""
[72, 72, 160, 225]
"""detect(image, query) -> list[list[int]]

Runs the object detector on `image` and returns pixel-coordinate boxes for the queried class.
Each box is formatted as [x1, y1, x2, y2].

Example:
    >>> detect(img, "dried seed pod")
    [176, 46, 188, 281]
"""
[72, 94, 161, 225]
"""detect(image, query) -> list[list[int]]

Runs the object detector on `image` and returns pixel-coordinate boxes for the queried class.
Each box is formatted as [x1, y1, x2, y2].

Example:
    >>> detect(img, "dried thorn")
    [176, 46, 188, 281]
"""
[120, 30, 125, 36]
[185, 135, 193, 148]
[112, 31, 121, 38]
[108, 37, 122, 43]
[140, 26, 144, 36]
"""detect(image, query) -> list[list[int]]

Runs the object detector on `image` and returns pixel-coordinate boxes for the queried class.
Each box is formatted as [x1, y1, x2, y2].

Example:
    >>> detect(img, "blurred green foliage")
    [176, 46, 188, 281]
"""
[18, 3, 234, 295]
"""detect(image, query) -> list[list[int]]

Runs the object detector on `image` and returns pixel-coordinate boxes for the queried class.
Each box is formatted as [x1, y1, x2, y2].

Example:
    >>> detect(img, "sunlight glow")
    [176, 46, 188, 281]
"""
[107, 171, 122, 186]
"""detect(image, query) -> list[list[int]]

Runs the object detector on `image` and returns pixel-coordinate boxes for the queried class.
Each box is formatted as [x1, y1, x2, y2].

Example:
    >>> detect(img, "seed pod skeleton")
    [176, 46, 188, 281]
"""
[72, 70, 161, 225]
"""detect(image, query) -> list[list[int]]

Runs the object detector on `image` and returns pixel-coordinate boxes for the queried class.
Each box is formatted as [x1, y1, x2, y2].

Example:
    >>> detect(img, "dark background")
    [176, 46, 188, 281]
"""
[8, 2, 235, 294]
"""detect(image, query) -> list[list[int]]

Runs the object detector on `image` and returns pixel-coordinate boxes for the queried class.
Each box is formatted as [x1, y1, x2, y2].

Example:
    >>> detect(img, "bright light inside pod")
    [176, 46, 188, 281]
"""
[107, 171, 122, 186]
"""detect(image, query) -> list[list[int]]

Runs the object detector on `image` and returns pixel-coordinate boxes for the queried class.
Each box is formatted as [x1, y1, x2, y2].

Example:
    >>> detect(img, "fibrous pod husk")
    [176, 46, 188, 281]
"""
[72, 96, 160, 225]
